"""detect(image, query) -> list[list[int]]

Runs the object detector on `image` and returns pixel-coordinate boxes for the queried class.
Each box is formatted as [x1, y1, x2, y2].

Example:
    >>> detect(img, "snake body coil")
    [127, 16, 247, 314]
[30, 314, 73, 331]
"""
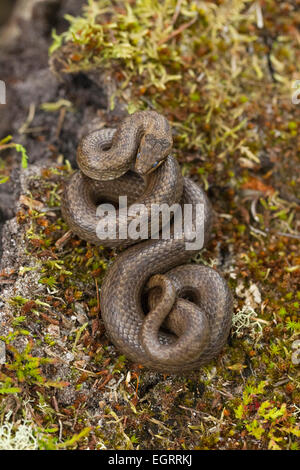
[62, 111, 232, 373]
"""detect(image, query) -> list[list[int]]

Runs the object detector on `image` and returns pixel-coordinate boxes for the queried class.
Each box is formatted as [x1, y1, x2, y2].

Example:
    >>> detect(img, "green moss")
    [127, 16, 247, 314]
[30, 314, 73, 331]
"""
[1, 0, 299, 451]
[50, 0, 297, 163]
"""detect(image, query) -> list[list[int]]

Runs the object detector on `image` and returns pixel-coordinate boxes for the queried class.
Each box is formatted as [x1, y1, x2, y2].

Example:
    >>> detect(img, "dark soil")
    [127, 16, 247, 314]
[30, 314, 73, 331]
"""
[0, 0, 107, 257]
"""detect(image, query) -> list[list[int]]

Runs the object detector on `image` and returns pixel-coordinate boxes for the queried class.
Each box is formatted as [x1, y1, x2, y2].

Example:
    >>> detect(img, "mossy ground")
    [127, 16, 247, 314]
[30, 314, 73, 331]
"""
[0, 0, 299, 450]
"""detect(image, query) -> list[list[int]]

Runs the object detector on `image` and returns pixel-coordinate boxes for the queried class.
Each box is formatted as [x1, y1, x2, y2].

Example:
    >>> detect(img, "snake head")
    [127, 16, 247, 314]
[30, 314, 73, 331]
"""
[134, 133, 172, 176]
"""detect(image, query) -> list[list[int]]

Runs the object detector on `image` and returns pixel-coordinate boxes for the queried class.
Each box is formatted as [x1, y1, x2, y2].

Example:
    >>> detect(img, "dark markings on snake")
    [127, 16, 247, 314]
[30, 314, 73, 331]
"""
[61, 110, 232, 372]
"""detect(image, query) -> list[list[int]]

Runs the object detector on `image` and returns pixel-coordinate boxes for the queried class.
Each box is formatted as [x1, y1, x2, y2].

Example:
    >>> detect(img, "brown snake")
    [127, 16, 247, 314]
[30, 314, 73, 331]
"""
[62, 111, 232, 373]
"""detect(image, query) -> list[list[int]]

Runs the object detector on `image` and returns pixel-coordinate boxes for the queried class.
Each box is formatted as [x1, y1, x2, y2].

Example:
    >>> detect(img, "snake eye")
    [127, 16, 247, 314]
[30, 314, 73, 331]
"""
[152, 161, 159, 168]
[137, 152, 141, 159]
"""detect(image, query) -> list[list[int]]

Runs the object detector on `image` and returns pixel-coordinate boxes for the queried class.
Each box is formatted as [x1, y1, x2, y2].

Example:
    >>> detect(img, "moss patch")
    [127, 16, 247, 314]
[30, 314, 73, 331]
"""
[0, 0, 299, 450]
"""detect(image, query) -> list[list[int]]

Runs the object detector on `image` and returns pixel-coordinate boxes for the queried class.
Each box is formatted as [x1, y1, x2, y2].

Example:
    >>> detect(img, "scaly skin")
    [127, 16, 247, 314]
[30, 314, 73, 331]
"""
[61, 110, 233, 372]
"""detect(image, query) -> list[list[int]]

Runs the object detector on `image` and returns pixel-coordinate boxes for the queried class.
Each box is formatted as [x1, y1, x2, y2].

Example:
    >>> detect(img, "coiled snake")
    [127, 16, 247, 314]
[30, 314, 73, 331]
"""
[62, 111, 232, 373]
